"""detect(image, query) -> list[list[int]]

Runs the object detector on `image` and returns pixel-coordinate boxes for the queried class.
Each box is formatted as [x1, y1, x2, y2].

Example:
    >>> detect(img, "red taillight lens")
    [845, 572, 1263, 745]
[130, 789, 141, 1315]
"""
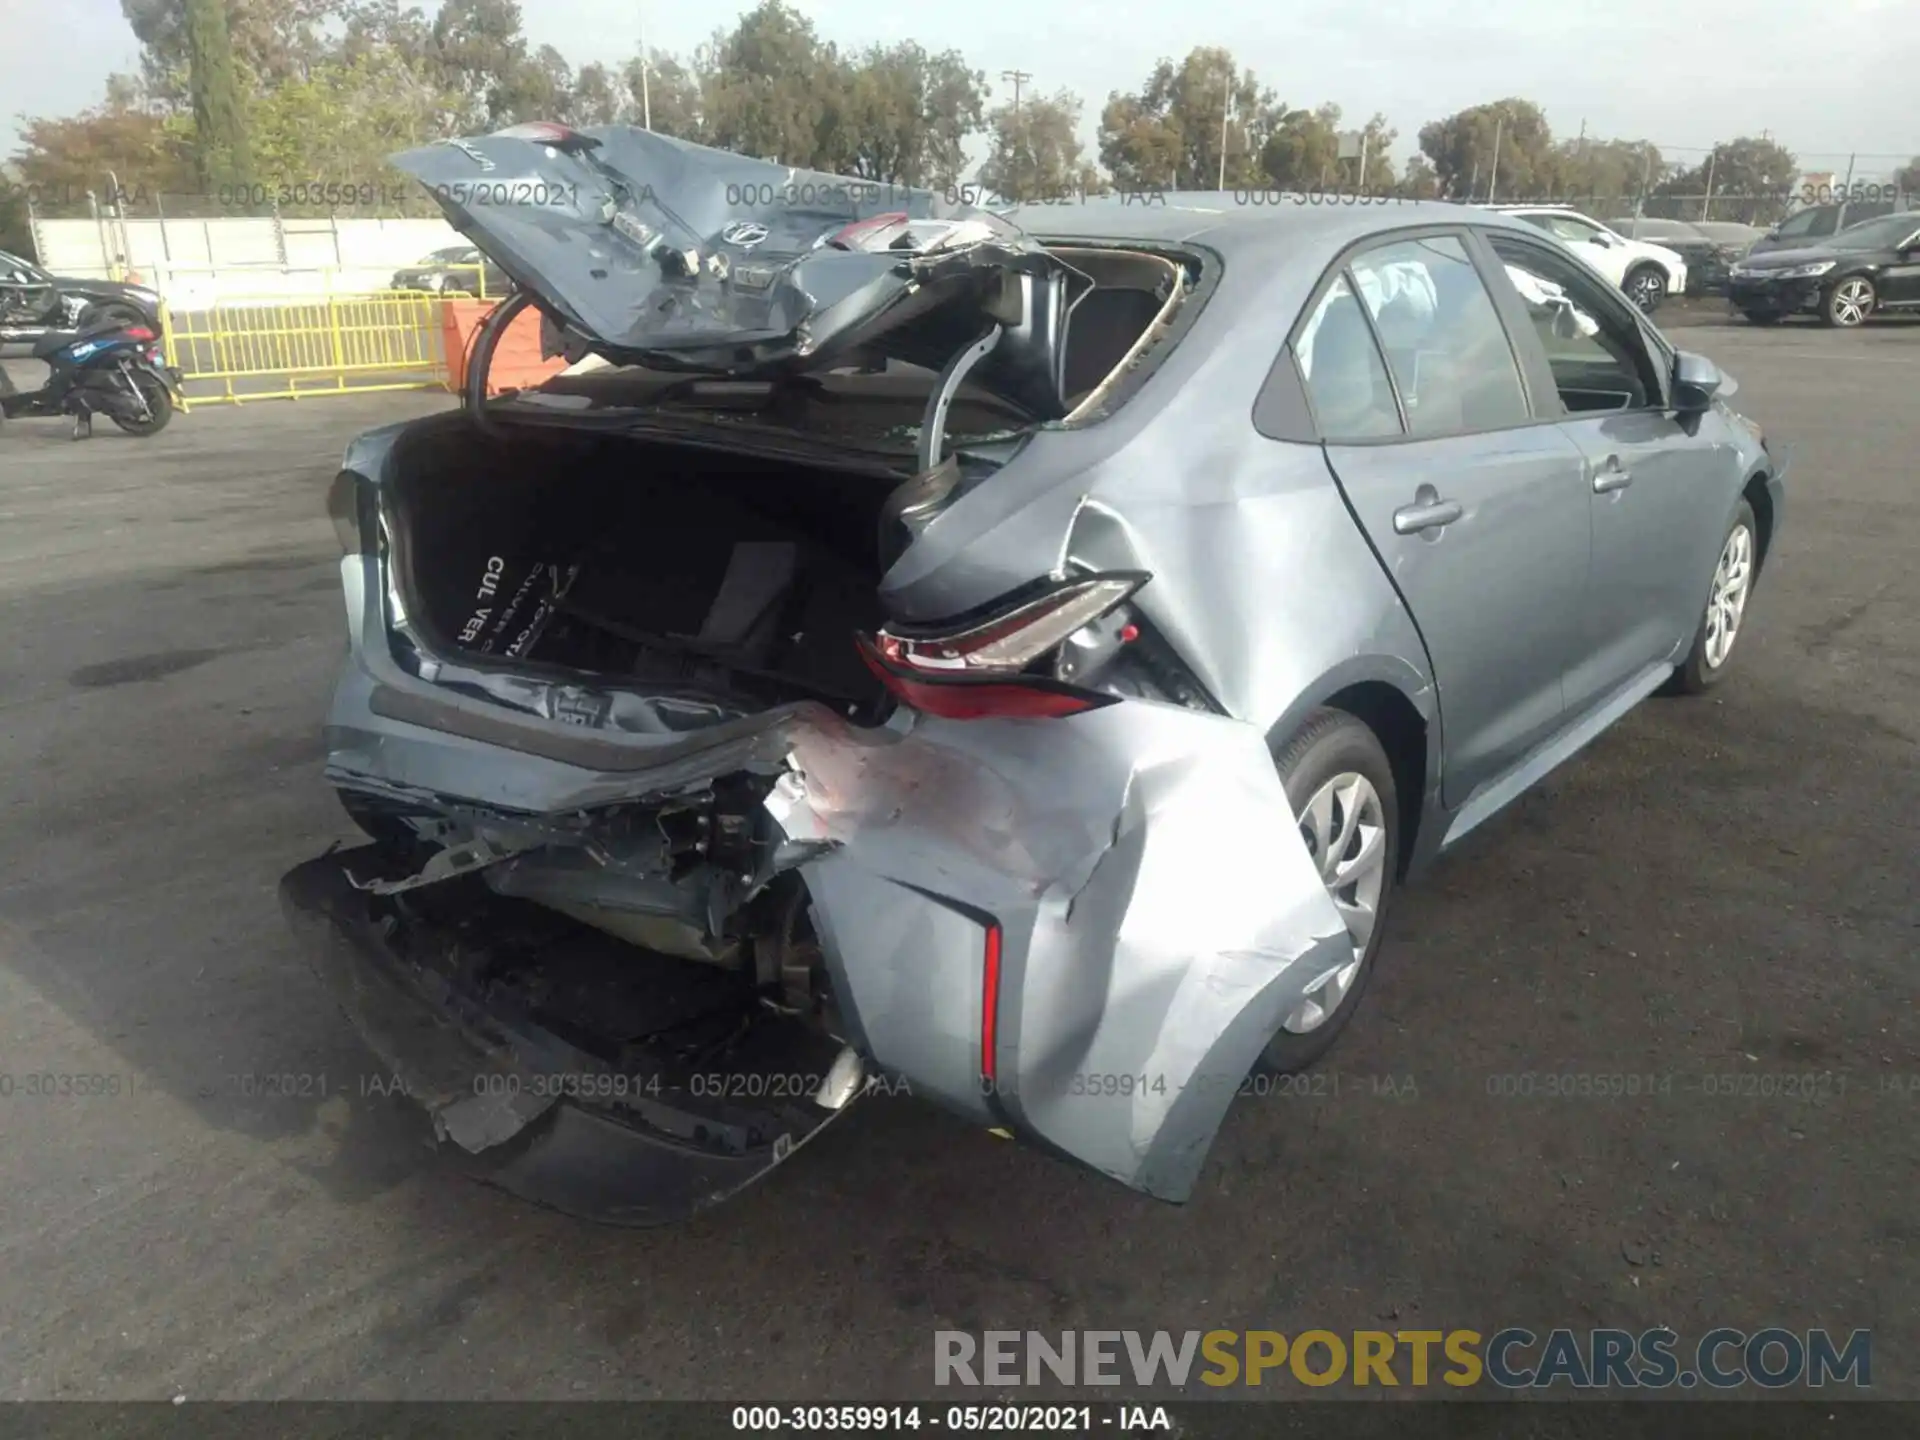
[122, 326, 156, 341]
[856, 572, 1148, 721]
[857, 640, 1105, 719]
[980, 922, 1004, 1084]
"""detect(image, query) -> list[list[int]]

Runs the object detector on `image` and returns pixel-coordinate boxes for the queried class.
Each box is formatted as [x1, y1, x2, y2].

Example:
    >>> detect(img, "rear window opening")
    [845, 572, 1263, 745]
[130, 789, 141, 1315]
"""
[513, 243, 1196, 445]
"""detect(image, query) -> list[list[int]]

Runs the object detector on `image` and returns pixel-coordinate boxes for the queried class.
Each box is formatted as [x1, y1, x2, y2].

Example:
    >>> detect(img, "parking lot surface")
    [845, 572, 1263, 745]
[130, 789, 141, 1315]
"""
[0, 320, 1915, 1402]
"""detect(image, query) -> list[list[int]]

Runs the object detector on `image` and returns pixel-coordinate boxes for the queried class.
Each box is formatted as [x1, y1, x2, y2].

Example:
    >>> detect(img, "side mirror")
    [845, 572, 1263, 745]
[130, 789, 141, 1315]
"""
[1672, 350, 1732, 410]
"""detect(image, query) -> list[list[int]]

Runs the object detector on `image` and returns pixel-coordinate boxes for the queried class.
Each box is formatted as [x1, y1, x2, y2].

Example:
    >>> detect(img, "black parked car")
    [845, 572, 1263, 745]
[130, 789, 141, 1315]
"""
[1747, 197, 1911, 258]
[389, 245, 510, 297]
[0, 248, 163, 347]
[1728, 211, 1920, 327]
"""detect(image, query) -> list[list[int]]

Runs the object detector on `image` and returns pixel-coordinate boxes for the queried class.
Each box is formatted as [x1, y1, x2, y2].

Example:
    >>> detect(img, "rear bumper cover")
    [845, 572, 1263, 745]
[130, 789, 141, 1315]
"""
[280, 850, 859, 1225]
[301, 555, 1353, 1208]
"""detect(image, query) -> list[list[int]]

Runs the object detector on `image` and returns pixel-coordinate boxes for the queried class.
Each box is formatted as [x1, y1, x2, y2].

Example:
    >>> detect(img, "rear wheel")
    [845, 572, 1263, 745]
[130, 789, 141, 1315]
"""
[1624, 265, 1668, 313]
[107, 368, 173, 435]
[1257, 708, 1399, 1075]
[1822, 277, 1875, 327]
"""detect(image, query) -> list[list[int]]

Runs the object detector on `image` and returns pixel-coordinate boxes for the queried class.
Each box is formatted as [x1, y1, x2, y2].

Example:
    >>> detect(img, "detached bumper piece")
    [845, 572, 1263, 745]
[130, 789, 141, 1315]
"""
[279, 847, 858, 1225]
[1728, 276, 1822, 315]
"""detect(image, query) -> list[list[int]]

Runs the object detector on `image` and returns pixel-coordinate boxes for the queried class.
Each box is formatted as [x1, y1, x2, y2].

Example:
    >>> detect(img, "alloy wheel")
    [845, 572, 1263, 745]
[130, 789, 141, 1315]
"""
[1627, 270, 1665, 312]
[1829, 279, 1873, 327]
[1703, 522, 1754, 670]
[1282, 771, 1387, 1034]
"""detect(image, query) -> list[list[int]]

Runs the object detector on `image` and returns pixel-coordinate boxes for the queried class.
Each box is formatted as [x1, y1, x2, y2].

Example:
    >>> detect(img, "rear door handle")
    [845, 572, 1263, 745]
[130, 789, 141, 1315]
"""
[1392, 498, 1463, 534]
[1592, 459, 1633, 493]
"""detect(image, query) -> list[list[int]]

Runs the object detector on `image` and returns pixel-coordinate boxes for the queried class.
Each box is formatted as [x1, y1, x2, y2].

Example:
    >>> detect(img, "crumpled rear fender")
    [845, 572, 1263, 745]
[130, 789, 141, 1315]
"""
[771, 700, 1350, 1202]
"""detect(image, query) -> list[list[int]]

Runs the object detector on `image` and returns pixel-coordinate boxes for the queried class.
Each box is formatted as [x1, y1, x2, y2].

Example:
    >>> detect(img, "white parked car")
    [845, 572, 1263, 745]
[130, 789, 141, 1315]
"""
[1489, 205, 1688, 313]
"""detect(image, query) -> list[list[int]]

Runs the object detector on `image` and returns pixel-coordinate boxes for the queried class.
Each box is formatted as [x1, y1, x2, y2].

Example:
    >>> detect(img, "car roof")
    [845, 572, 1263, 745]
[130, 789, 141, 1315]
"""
[1001, 192, 1538, 257]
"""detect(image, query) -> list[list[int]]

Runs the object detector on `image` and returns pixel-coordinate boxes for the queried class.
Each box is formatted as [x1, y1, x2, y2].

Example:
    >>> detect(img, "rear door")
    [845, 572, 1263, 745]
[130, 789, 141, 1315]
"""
[1293, 229, 1591, 807]
[1479, 228, 1740, 712]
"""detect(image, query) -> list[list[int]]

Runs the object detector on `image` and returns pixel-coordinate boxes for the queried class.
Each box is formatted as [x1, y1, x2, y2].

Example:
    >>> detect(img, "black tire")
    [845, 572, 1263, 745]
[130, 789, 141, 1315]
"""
[1660, 499, 1758, 696]
[1624, 264, 1668, 313]
[1256, 708, 1400, 1075]
[1742, 310, 1783, 325]
[107, 369, 173, 436]
[1821, 276, 1875, 327]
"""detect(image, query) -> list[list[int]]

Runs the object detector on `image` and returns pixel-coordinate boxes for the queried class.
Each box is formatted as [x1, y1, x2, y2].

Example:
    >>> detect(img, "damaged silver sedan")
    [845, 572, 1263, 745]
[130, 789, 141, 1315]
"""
[283, 123, 1787, 1223]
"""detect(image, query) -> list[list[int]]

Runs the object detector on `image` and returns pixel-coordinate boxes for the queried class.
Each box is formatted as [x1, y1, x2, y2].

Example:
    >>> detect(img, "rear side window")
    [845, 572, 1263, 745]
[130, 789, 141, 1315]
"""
[1347, 235, 1531, 437]
[1294, 275, 1403, 439]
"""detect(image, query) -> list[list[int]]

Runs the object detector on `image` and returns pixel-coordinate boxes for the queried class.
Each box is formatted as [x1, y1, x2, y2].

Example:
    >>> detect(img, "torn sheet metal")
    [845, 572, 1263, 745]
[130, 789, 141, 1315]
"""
[767, 700, 1353, 1202]
[389, 125, 1093, 417]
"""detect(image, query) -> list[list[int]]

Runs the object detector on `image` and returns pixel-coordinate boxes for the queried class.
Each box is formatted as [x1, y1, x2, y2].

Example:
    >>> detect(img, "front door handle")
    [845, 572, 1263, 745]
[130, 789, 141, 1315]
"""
[1592, 458, 1634, 493]
[1392, 497, 1463, 534]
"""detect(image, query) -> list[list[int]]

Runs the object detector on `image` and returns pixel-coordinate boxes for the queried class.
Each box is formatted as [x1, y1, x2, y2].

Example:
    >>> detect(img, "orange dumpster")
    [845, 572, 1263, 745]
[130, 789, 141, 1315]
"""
[442, 298, 568, 395]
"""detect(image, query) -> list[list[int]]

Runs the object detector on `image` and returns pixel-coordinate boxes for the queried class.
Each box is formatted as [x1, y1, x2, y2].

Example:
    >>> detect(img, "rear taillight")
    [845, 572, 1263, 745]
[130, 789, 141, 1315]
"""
[121, 325, 156, 342]
[980, 921, 1004, 1084]
[857, 572, 1147, 720]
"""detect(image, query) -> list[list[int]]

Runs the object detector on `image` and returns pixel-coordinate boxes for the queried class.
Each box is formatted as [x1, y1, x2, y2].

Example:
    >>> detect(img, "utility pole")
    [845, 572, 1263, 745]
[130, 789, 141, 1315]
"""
[1701, 148, 1717, 221]
[1001, 69, 1032, 198]
[638, 1, 652, 129]
[1486, 111, 1504, 201]
[1218, 77, 1232, 190]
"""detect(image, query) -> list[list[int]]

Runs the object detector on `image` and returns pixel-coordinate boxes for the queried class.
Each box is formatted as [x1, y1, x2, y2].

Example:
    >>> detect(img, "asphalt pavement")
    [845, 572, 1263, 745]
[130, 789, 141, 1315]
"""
[0, 314, 1916, 1409]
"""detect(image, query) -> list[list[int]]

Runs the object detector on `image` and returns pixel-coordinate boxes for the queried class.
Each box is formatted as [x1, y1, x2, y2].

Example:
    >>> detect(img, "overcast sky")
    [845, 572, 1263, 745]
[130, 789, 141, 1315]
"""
[3, 0, 1915, 174]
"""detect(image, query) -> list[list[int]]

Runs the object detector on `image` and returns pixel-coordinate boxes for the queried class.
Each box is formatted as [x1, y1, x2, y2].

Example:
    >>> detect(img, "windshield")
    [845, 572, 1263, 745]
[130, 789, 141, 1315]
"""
[422, 247, 474, 263]
[1831, 214, 1920, 250]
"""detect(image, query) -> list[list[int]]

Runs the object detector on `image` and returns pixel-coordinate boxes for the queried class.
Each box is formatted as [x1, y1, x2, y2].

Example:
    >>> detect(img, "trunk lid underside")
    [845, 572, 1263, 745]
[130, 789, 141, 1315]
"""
[391, 124, 1095, 419]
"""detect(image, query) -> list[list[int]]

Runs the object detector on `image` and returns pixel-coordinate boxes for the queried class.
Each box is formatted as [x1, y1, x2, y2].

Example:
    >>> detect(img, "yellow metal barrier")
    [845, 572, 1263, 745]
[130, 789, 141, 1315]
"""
[160, 290, 451, 408]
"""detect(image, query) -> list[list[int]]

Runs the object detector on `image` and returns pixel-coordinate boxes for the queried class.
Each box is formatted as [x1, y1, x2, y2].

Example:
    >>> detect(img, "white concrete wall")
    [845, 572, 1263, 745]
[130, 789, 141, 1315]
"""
[34, 216, 470, 307]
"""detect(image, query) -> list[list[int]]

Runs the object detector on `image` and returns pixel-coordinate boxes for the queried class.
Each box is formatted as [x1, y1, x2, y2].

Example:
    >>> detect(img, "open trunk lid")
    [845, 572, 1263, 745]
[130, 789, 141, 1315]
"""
[389, 124, 1093, 419]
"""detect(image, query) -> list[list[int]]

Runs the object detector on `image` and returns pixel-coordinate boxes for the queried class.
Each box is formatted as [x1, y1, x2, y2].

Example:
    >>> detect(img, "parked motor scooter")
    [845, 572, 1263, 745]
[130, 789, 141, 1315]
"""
[0, 310, 184, 439]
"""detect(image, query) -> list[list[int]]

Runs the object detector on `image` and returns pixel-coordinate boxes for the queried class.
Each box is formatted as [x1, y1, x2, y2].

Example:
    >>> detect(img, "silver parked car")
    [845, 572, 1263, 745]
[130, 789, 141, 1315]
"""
[283, 126, 1786, 1224]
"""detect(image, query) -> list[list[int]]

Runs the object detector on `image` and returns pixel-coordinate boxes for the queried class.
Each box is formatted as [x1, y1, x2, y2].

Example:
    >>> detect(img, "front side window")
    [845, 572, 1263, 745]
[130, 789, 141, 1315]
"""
[1487, 233, 1659, 415]
[1545, 214, 1607, 246]
[1346, 234, 1531, 436]
[1294, 274, 1402, 440]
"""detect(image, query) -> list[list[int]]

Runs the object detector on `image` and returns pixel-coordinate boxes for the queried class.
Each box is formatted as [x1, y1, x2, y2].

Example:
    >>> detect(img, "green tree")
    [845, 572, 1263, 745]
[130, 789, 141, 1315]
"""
[568, 61, 623, 126]
[622, 51, 704, 138]
[429, 0, 535, 129]
[1552, 137, 1663, 203]
[1658, 136, 1798, 202]
[1098, 47, 1274, 190]
[1417, 98, 1554, 199]
[833, 42, 986, 186]
[978, 88, 1100, 201]
[248, 47, 459, 199]
[121, 0, 348, 102]
[1259, 104, 1394, 191]
[1397, 153, 1440, 199]
[11, 87, 199, 202]
[182, 0, 255, 187]
[697, 1, 843, 165]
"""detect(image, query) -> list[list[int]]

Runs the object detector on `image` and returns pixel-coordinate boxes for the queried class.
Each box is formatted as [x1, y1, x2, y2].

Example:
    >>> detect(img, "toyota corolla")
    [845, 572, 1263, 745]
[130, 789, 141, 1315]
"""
[281, 125, 1786, 1224]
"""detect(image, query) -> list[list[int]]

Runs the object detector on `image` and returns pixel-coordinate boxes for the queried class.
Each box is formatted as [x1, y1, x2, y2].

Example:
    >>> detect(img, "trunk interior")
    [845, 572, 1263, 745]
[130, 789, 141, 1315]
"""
[386, 421, 899, 715]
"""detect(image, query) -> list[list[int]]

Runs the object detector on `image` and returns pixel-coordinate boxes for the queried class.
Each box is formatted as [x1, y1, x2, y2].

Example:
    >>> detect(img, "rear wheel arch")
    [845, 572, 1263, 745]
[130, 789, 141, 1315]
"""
[1319, 681, 1429, 879]
[1742, 471, 1776, 574]
[1268, 674, 1431, 881]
